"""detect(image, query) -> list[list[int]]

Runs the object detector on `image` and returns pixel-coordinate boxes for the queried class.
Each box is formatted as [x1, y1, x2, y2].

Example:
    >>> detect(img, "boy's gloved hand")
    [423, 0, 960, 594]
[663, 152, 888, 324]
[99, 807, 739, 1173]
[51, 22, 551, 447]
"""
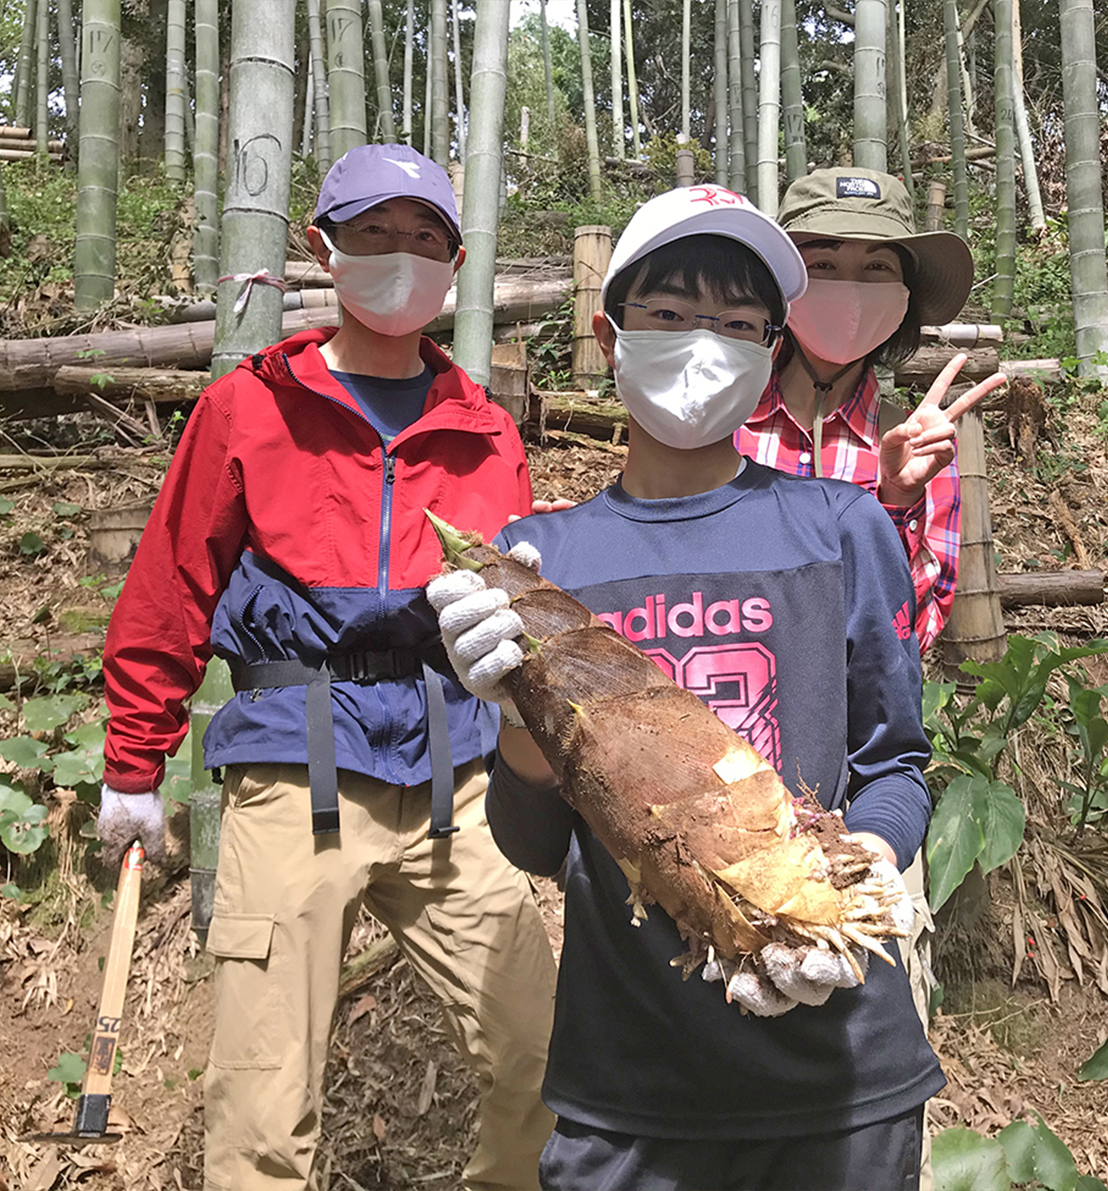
[703, 942, 869, 1016]
[98, 785, 167, 866]
[426, 542, 541, 707]
[866, 857, 916, 936]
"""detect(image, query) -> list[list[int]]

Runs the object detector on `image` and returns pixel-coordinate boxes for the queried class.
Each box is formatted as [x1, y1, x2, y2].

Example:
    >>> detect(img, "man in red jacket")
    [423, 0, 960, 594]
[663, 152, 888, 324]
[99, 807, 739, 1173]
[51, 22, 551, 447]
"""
[98, 144, 556, 1191]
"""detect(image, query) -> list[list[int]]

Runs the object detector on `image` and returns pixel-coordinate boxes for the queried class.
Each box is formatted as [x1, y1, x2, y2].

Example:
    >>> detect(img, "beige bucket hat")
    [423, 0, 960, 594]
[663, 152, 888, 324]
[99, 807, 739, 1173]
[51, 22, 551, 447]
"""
[776, 168, 974, 325]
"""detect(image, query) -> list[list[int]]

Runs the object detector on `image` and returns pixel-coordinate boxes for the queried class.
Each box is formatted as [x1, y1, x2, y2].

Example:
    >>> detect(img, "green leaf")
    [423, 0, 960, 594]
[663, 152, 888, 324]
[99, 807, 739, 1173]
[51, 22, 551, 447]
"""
[1029, 1114, 1079, 1191]
[0, 693, 13, 711]
[0, 735, 50, 769]
[21, 693, 89, 733]
[1075, 1177, 1108, 1191]
[1078, 1037, 1108, 1081]
[1, 883, 25, 901]
[927, 775, 986, 912]
[52, 501, 82, 517]
[932, 1127, 1011, 1191]
[19, 532, 46, 556]
[52, 720, 106, 789]
[975, 780, 1026, 875]
[0, 497, 14, 515]
[998, 1120, 1037, 1183]
[47, 1051, 87, 1086]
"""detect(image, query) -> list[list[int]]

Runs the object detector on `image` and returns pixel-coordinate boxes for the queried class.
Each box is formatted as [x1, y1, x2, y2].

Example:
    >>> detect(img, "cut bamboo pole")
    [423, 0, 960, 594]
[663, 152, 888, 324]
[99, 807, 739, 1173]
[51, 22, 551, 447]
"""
[925, 181, 947, 231]
[713, 0, 729, 184]
[572, 226, 612, 390]
[941, 406, 1007, 677]
[726, 0, 745, 193]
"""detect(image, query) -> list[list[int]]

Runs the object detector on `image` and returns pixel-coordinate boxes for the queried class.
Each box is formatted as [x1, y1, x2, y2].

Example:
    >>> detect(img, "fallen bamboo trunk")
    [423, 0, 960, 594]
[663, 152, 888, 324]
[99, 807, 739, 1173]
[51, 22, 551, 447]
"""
[0, 126, 34, 139]
[920, 324, 1004, 346]
[894, 345, 999, 388]
[0, 275, 571, 391]
[0, 148, 65, 163]
[0, 137, 65, 152]
[997, 570, 1105, 608]
[53, 365, 210, 402]
[429, 515, 907, 1009]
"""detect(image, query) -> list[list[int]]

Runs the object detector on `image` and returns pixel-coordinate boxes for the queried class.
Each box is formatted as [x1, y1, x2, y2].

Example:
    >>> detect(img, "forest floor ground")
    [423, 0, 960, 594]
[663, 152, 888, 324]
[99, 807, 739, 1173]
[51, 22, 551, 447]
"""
[2, 394, 1108, 1189]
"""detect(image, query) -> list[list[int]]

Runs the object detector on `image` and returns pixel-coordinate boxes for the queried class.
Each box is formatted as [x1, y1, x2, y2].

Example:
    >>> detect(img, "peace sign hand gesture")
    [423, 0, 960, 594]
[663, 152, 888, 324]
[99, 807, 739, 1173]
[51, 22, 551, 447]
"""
[877, 352, 1007, 508]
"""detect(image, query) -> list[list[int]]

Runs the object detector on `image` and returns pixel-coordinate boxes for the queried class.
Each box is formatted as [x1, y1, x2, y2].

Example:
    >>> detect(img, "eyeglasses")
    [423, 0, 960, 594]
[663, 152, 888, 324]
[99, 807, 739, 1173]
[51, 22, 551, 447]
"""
[334, 218, 457, 261]
[619, 298, 782, 346]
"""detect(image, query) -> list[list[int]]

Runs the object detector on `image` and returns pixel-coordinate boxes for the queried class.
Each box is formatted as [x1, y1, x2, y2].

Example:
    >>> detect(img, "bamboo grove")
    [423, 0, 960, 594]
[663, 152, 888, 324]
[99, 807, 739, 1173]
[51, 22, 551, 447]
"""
[0, 0, 1106, 377]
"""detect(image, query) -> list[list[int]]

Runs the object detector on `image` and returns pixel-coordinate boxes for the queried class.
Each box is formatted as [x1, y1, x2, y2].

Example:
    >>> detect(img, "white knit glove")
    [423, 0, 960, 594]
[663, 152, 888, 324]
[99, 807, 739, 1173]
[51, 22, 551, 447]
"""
[426, 542, 541, 707]
[703, 942, 868, 1016]
[98, 785, 167, 866]
[701, 857, 913, 1015]
[868, 857, 916, 936]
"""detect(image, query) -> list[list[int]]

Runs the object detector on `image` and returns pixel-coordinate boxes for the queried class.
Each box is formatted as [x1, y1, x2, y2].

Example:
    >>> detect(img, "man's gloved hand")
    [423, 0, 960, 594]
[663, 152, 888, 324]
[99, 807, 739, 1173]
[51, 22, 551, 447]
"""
[703, 942, 869, 1016]
[426, 542, 541, 708]
[98, 785, 167, 867]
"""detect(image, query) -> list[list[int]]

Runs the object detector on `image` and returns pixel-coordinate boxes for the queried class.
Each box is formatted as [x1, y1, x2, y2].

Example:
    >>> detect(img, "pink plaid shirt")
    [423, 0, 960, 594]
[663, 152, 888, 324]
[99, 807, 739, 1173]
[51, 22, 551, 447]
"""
[737, 367, 960, 652]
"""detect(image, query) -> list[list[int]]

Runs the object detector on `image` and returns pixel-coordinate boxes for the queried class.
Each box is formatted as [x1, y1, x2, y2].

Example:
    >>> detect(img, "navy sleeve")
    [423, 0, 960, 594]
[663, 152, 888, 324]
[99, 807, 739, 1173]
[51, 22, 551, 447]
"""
[838, 491, 933, 870]
[486, 749, 576, 876]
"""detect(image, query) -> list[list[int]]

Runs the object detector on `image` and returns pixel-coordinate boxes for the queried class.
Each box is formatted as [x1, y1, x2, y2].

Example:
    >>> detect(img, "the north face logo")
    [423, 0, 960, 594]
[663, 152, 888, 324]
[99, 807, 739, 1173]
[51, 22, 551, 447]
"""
[893, 601, 913, 640]
[836, 176, 881, 199]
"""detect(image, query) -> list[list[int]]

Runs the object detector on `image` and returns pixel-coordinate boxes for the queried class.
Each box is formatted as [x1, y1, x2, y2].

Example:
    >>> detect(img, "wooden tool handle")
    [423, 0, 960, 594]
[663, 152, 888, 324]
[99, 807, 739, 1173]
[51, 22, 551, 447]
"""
[83, 842, 144, 1098]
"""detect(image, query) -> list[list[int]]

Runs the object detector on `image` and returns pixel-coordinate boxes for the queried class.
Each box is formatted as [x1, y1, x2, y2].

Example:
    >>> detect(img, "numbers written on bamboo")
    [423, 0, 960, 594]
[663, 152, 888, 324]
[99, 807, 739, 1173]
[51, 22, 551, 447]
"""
[232, 134, 282, 198]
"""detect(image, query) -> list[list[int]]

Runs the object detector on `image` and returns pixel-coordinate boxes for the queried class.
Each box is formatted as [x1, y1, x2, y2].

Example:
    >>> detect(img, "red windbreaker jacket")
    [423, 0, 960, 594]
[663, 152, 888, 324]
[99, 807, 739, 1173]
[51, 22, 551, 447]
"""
[103, 327, 532, 792]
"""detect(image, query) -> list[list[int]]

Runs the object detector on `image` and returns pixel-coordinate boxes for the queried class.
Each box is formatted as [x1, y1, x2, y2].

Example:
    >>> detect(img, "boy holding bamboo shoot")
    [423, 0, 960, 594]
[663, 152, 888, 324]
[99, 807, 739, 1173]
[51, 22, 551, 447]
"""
[429, 186, 945, 1191]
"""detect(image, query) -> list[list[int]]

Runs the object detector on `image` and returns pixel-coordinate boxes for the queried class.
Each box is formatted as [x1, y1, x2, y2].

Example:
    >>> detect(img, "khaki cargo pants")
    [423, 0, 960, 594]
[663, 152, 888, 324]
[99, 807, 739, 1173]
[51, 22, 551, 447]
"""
[898, 850, 936, 1191]
[203, 760, 557, 1191]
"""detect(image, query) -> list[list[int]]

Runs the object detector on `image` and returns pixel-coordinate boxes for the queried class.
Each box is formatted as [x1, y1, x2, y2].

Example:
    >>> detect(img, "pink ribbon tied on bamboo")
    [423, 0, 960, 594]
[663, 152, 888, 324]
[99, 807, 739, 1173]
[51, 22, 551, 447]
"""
[217, 268, 289, 315]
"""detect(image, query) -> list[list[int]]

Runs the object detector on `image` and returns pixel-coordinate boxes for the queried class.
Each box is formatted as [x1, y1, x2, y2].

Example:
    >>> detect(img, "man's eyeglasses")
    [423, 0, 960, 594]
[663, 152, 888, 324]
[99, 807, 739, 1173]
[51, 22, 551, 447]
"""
[334, 218, 457, 261]
[620, 298, 782, 346]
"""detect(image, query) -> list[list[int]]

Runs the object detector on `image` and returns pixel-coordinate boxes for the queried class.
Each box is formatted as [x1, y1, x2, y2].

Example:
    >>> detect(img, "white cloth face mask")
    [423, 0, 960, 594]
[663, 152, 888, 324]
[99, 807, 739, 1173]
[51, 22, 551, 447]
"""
[786, 278, 910, 365]
[609, 321, 773, 450]
[319, 230, 455, 337]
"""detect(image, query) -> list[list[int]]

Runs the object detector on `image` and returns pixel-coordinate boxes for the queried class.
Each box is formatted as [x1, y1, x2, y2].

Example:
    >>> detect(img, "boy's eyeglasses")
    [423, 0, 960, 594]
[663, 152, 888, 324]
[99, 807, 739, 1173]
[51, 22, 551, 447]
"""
[620, 298, 782, 346]
[335, 219, 457, 261]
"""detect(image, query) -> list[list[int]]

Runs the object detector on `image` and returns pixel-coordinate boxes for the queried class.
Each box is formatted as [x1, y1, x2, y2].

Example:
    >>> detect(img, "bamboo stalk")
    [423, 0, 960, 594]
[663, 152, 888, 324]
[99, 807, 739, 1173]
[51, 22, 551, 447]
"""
[853, 0, 887, 171]
[430, 0, 449, 166]
[1059, 0, 1108, 373]
[739, 0, 757, 198]
[74, 0, 123, 309]
[681, 0, 691, 143]
[211, 0, 296, 380]
[450, 0, 467, 159]
[194, 0, 220, 294]
[780, 0, 806, 184]
[943, 0, 969, 240]
[307, 0, 332, 169]
[164, 0, 187, 183]
[35, 0, 49, 166]
[452, 0, 512, 388]
[327, 0, 368, 159]
[992, 0, 1017, 322]
[756, 0, 782, 215]
[368, 0, 398, 143]
[713, 0, 729, 185]
[57, 0, 81, 138]
[623, 0, 641, 159]
[14, 0, 37, 131]
[726, 0, 745, 193]
[577, 0, 602, 201]
[611, 0, 625, 161]
[402, 0, 415, 145]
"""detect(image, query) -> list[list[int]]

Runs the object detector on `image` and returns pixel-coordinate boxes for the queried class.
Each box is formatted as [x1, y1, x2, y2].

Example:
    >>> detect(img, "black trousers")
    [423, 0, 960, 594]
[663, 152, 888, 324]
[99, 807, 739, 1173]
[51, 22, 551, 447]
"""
[538, 1105, 924, 1191]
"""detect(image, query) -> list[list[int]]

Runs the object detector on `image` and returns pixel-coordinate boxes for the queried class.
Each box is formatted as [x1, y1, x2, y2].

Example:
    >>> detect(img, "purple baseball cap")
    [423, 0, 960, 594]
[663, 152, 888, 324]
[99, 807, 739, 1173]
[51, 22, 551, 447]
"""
[314, 143, 461, 240]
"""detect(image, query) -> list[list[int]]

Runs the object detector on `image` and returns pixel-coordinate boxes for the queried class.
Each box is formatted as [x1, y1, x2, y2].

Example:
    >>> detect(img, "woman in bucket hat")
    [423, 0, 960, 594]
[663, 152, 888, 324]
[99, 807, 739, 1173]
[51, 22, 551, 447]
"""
[737, 167, 1007, 653]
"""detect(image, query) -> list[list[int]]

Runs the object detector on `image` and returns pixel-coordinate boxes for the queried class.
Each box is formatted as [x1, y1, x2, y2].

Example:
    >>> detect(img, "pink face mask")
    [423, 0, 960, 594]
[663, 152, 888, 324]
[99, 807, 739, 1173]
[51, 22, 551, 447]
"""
[786, 278, 910, 365]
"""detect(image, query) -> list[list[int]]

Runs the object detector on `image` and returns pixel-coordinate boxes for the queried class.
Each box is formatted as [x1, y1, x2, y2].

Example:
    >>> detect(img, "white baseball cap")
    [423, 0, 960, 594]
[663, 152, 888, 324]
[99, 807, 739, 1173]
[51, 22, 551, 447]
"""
[600, 185, 808, 309]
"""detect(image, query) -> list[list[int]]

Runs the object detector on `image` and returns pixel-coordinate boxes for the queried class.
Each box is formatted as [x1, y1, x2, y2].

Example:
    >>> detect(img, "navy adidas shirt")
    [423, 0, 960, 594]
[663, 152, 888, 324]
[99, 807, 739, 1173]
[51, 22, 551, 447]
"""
[491, 460, 945, 1141]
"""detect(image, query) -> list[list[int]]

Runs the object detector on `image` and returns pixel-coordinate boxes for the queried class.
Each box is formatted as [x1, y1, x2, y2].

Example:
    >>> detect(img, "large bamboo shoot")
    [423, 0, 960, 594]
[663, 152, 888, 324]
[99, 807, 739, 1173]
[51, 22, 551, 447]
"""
[429, 516, 907, 1000]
